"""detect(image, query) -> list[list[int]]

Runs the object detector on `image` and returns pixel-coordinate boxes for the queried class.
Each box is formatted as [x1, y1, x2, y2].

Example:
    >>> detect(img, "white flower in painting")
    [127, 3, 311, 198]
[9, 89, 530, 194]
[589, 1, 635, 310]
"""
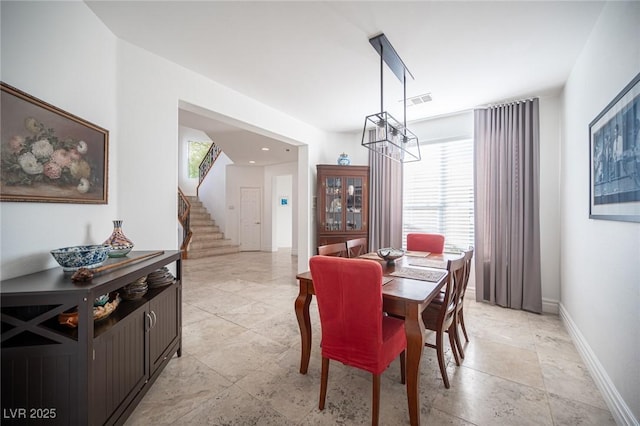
[24, 117, 41, 134]
[77, 140, 88, 154]
[18, 152, 44, 175]
[32, 139, 53, 159]
[77, 177, 90, 193]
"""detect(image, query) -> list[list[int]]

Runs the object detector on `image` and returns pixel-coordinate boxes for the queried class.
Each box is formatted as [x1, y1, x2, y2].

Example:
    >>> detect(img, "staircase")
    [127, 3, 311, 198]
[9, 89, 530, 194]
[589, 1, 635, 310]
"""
[185, 196, 240, 258]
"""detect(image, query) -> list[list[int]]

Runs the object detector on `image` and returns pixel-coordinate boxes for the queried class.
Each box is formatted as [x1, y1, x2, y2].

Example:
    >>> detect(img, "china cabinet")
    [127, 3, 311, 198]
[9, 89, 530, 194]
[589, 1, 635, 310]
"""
[316, 164, 369, 247]
[0, 251, 182, 425]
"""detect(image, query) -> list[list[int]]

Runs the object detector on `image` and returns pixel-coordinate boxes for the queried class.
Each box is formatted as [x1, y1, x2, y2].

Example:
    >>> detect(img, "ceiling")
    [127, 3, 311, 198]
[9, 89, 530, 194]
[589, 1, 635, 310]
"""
[86, 0, 605, 165]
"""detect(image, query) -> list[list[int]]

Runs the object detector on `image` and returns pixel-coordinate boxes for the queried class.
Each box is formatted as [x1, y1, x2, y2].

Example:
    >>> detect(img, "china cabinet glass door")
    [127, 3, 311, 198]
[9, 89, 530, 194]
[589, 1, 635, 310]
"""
[345, 177, 364, 231]
[324, 176, 342, 231]
[317, 164, 369, 246]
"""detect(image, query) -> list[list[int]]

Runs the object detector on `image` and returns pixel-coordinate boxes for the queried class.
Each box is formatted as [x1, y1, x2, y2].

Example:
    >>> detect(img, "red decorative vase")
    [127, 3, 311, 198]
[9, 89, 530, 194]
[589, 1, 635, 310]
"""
[103, 220, 134, 257]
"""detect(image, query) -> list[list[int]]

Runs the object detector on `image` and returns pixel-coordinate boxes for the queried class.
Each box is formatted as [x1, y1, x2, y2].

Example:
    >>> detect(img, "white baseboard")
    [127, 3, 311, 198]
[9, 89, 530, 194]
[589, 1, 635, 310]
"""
[559, 304, 638, 426]
[466, 287, 559, 315]
[542, 297, 559, 314]
[466, 286, 476, 300]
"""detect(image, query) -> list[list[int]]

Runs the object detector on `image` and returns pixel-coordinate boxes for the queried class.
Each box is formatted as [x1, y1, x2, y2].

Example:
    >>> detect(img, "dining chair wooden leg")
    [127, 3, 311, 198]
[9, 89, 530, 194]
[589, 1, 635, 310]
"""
[449, 312, 464, 358]
[319, 357, 329, 410]
[372, 373, 380, 426]
[399, 350, 406, 385]
[435, 330, 450, 389]
[459, 309, 470, 342]
[449, 324, 461, 366]
[454, 324, 465, 360]
[448, 327, 460, 366]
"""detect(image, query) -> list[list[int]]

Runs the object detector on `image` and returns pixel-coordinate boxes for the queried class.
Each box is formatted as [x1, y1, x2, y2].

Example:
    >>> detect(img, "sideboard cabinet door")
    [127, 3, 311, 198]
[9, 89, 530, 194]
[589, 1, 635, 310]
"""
[148, 283, 179, 377]
[91, 305, 147, 426]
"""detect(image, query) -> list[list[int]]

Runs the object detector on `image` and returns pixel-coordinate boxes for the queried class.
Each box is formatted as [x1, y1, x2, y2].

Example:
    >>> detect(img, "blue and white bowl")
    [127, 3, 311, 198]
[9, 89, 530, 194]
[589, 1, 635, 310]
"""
[50, 245, 111, 272]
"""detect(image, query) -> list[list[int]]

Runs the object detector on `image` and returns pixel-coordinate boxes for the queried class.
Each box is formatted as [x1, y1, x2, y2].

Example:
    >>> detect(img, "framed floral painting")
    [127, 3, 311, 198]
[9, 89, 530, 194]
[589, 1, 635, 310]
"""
[1, 82, 109, 204]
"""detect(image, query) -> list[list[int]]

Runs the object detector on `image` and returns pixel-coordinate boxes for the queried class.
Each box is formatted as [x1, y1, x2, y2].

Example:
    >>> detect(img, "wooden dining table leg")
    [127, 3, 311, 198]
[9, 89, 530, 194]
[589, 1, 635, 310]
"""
[295, 280, 312, 374]
[404, 303, 426, 426]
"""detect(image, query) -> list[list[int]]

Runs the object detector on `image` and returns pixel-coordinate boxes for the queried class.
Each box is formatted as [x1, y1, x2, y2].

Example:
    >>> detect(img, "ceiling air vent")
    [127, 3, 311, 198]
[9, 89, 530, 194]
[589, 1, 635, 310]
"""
[401, 93, 432, 107]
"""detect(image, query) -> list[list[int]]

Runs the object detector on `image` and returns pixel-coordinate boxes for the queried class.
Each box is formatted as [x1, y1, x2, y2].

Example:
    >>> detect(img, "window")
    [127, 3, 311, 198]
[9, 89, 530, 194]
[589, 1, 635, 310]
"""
[188, 140, 212, 179]
[402, 138, 474, 250]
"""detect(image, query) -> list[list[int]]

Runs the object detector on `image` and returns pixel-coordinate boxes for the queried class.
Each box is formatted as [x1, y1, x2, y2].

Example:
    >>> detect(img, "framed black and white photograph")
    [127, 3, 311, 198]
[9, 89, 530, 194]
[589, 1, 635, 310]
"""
[589, 72, 640, 222]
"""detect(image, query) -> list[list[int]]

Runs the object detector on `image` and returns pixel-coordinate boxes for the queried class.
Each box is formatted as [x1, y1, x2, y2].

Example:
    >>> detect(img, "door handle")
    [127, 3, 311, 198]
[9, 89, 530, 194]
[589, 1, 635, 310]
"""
[255, 222, 261, 224]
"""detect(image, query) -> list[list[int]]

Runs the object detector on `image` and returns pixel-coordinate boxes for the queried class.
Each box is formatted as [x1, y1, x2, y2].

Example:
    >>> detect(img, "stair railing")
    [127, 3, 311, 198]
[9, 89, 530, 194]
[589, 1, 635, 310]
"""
[178, 188, 192, 259]
[197, 142, 222, 196]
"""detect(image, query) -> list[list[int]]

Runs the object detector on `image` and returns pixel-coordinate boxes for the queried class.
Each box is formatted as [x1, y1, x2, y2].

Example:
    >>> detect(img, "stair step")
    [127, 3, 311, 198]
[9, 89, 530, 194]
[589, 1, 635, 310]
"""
[187, 245, 240, 259]
[191, 227, 222, 236]
[190, 218, 216, 227]
[182, 195, 239, 259]
[189, 208, 209, 213]
[189, 238, 235, 249]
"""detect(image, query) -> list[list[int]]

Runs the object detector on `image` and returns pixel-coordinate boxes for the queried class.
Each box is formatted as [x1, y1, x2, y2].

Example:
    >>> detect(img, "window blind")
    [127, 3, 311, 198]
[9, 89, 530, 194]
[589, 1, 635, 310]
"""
[402, 138, 474, 250]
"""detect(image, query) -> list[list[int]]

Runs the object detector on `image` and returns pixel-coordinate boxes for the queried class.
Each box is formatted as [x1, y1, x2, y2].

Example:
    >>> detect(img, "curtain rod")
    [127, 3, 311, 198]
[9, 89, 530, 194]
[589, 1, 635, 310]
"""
[476, 97, 538, 110]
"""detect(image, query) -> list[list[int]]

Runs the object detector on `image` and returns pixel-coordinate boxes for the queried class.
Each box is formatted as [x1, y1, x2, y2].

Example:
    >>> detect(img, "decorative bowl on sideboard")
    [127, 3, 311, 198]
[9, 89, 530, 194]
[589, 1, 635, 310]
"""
[50, 244, 111, 271]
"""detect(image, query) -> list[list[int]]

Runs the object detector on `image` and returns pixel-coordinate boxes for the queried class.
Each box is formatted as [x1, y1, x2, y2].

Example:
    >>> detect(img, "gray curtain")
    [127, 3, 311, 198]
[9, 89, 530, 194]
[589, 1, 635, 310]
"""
[368, 150, 403, 250]
[473, 98, 542, 313]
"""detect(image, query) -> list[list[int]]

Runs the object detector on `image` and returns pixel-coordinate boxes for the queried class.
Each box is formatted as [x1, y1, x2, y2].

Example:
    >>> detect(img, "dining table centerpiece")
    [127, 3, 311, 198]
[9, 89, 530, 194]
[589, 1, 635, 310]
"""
[376, 247, 405, 265]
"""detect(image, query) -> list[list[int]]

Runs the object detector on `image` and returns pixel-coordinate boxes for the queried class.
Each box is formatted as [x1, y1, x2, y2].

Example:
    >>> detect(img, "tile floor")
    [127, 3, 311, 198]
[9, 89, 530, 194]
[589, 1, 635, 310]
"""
[125, 250, 616, 425]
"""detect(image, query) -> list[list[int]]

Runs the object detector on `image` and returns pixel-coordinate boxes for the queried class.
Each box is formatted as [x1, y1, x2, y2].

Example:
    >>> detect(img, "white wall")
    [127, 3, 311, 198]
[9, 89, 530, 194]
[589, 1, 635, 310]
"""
[177, 126, 210, 196]
[265, 163, 297, 251]
[410, 110, 474, 143]
[561, 2, 640, 423]
[538, 95, 562, 312]
[0, 1, 118, 279]
[198, 151, 232, 236]
[274, 175, 293, 248]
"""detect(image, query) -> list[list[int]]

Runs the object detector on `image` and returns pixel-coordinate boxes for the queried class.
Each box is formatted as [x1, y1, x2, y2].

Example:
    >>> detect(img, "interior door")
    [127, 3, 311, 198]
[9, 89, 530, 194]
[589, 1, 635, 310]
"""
[240, 187, 261, 251]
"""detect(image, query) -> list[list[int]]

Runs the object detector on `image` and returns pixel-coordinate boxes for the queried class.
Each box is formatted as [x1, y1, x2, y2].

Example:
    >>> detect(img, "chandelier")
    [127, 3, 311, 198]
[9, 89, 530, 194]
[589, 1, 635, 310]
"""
[361, 33, 421, 163]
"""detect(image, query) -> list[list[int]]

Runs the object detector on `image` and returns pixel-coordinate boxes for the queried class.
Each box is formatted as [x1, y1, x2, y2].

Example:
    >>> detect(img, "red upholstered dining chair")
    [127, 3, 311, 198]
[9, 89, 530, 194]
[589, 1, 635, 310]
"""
[406, 233, 445, 253]
[346, 237, 368, 258]
[309, 256, 407, 426]
[317, 242, 348, 257]
[421, 255, 466, 389]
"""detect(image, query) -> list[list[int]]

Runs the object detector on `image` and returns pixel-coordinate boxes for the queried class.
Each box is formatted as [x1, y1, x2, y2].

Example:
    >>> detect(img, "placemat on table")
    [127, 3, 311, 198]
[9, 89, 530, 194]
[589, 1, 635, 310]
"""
[407, 257, 446, 268]
[404, 250, 430, 257]
[382, 277, 394, 286]
[390, 267, 447, 282]
[359, 252, 383, 260]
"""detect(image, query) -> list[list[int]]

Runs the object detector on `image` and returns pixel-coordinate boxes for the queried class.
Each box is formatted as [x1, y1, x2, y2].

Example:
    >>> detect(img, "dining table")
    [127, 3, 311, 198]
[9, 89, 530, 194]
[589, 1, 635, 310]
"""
[295, 250, 463, 426]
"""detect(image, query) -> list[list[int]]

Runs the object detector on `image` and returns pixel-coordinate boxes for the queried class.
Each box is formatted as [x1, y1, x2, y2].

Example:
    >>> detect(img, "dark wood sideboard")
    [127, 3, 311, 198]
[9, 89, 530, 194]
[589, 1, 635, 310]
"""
[1, 250, 182, 425]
